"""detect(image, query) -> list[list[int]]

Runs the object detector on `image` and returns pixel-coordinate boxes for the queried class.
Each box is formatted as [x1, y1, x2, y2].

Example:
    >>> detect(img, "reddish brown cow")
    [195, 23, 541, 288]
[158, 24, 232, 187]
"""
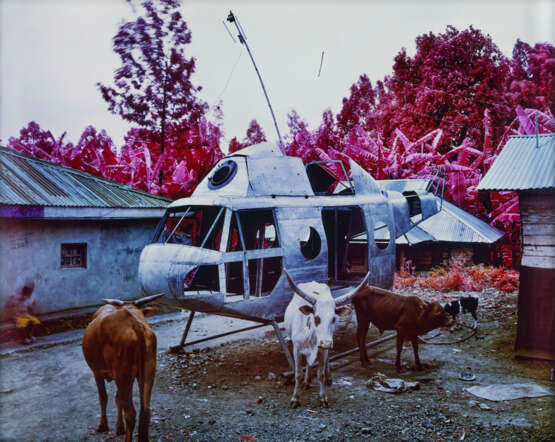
[353, 286, 453, 371]
[82, 294, 163, 442]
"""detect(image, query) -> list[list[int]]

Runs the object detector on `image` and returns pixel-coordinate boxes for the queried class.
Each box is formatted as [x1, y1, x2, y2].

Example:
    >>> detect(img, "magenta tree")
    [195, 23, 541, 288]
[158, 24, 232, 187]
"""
[97, 0, 207, 183]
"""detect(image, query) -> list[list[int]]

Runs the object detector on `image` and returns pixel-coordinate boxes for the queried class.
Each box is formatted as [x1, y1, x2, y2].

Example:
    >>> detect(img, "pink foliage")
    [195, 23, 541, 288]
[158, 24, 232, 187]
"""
[7, 119, 223, 201]
[228, 119, 267, 153]
[282, 28, 553, 267]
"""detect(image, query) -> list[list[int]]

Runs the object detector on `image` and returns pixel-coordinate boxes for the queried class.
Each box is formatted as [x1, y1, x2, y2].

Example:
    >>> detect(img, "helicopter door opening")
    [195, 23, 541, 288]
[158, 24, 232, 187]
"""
[226, 209, 282, 298]
[321, 206, 368, 283]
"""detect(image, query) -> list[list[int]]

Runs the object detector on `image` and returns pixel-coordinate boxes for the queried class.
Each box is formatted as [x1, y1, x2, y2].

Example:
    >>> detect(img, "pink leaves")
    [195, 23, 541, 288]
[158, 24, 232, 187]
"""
[7, 118, 223, 201]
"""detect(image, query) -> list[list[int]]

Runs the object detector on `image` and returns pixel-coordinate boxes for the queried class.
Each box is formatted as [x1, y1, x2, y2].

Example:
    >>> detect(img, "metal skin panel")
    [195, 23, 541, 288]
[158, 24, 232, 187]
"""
[192, 156, 250, 197]
[385, 190, 412, 237]
[349, 159, 382, 195]
[420, 193, 439, 220]
[247, 157, 314, 197]
[361, 200, 396, 289]
[275, 206, 328, 283]
[139, 243, 222, 296]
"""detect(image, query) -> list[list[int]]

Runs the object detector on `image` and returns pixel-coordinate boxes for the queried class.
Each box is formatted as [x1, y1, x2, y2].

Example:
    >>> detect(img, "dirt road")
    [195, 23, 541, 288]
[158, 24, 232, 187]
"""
[1, 290, 553, 441]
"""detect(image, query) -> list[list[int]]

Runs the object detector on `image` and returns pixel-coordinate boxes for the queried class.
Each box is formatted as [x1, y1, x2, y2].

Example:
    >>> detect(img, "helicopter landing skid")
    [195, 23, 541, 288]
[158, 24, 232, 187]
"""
[169, 311, 295, 371]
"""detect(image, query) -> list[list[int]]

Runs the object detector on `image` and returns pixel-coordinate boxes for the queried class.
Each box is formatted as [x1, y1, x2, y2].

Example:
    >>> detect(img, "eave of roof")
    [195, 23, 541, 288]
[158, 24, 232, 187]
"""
[477, 133, 555, 192]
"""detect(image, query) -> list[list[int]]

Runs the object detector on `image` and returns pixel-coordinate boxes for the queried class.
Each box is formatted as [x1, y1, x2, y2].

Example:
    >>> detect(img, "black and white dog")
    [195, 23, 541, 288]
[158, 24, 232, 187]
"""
[444, 296, 479, 329]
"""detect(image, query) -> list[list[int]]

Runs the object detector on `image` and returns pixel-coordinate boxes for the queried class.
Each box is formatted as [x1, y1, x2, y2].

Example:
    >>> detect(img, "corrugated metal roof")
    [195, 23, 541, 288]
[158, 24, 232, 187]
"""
[417, 200, 504, 243]
[0, 146, 170, 209]
[351, 199, 504, 245]
[477, 133, 555, 191]
[397, 226, 435, 245]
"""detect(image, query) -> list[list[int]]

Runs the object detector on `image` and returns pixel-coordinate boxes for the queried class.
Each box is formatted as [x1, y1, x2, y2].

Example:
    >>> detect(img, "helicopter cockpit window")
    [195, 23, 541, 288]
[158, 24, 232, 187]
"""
[156, 206, 225, 251]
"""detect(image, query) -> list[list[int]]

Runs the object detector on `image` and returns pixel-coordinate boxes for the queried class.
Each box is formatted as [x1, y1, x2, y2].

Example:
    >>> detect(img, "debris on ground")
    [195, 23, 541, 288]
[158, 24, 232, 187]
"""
[465, 383, 554, 401]
[367, 372, 420, 393]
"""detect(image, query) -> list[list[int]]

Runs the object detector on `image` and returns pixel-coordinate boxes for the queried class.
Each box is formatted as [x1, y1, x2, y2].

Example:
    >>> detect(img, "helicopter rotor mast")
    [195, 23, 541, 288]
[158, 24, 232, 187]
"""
[225, 10, 284, 152]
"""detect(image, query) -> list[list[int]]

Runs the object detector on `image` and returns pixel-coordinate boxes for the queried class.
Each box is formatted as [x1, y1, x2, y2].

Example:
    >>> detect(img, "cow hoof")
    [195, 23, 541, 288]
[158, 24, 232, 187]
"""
[360, 360, 370, 367]
[116, 425, 125, 435]
[320, 399, 329, 408]
[290, 398, 300, 409]
[96, 424, 108, 433]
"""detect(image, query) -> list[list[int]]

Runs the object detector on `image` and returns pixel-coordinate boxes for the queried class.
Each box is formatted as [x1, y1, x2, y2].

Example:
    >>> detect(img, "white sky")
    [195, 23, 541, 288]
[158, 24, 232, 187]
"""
[1, 0, 553, 149]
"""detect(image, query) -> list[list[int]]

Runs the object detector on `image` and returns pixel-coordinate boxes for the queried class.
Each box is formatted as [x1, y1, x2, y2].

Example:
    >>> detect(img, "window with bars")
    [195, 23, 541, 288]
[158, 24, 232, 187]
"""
[61, 243, 87, 268]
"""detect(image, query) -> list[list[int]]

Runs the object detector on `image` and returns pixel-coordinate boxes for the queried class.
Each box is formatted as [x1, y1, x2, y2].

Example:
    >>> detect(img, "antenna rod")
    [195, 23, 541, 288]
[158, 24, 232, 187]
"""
[227, 10, 284, 151]
[535, 113, 539, 148]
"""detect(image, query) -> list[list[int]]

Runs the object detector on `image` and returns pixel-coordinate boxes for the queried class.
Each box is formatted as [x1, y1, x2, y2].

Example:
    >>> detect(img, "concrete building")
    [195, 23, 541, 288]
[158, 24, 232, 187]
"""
[478, 133, 554, 361]
[0, 147, 169, 320]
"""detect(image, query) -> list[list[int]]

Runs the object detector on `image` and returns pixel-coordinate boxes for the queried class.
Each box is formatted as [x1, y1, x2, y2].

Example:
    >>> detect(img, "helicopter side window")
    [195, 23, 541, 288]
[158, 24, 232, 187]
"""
[236, 209, 282, 296]
[237, 210, 279, 250]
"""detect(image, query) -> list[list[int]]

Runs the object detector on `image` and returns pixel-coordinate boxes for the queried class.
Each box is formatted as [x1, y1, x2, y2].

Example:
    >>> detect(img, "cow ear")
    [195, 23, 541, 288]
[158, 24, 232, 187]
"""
[299, 305, 314, 316]
[141, 306, 158, 317]
[335, 306, 352, 317]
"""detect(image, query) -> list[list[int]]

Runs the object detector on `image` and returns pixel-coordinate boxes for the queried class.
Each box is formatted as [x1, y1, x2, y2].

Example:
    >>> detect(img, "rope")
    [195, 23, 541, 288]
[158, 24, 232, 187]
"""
[418, 322, 478, 345]
[212, 45, 244, 106]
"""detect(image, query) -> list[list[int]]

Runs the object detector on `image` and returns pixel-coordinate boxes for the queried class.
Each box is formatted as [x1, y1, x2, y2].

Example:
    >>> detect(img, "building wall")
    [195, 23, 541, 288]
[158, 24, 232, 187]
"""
[516, 191, 554, 360]
[519, 191, 555, 269]
[0, 217, 160, 317]
[396, 243, 493, 270]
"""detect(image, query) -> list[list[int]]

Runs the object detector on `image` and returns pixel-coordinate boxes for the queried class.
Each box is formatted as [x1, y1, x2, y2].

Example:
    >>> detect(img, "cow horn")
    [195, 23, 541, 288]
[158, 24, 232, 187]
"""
[334, 271, 371, 306]
[102, 298, 124, 306]
[134, 292, 166, 307]
[283, 268, 317, 305]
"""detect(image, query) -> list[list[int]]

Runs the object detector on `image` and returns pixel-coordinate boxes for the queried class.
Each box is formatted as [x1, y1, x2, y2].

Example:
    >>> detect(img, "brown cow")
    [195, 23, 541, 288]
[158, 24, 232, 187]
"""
[82, 294, 163, 442]
[353, 286, 453, 371]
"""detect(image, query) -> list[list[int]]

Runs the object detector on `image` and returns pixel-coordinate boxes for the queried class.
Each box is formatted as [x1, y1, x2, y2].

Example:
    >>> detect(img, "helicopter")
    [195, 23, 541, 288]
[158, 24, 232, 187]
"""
[138, 141, 442, 364]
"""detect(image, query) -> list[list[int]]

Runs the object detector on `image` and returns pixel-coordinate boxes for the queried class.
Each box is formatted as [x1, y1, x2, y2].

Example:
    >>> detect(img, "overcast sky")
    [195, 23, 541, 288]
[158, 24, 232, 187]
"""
[1, 0, 553, 149]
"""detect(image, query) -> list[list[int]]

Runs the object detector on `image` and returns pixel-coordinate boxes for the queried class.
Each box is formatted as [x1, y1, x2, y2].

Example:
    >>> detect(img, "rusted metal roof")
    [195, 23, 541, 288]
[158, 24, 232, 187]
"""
[0, 146, 170, 209]
[477, 133, 555, 191]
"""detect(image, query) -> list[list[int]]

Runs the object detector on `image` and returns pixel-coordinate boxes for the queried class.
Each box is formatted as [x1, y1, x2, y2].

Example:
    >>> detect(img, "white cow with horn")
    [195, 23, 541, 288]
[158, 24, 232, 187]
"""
[283, 269, 370, 408]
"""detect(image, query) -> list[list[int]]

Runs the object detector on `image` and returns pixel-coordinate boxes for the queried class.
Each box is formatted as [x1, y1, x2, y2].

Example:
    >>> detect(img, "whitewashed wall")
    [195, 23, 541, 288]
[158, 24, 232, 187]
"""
[0, 218, 159, 317]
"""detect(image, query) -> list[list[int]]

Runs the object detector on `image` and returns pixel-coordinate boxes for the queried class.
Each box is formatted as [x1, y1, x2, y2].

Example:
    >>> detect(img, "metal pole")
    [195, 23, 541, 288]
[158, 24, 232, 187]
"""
[173, 322, 268, 351]
[227, 11, 284, 151]
[272, 320, 295, 371]
[178, 311, 195, 347]
[282, 333, 396, 378]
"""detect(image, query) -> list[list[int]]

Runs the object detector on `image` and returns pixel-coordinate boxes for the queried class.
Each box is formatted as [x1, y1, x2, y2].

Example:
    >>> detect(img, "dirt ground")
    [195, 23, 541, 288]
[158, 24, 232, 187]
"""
[1, 288, 553, 441]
